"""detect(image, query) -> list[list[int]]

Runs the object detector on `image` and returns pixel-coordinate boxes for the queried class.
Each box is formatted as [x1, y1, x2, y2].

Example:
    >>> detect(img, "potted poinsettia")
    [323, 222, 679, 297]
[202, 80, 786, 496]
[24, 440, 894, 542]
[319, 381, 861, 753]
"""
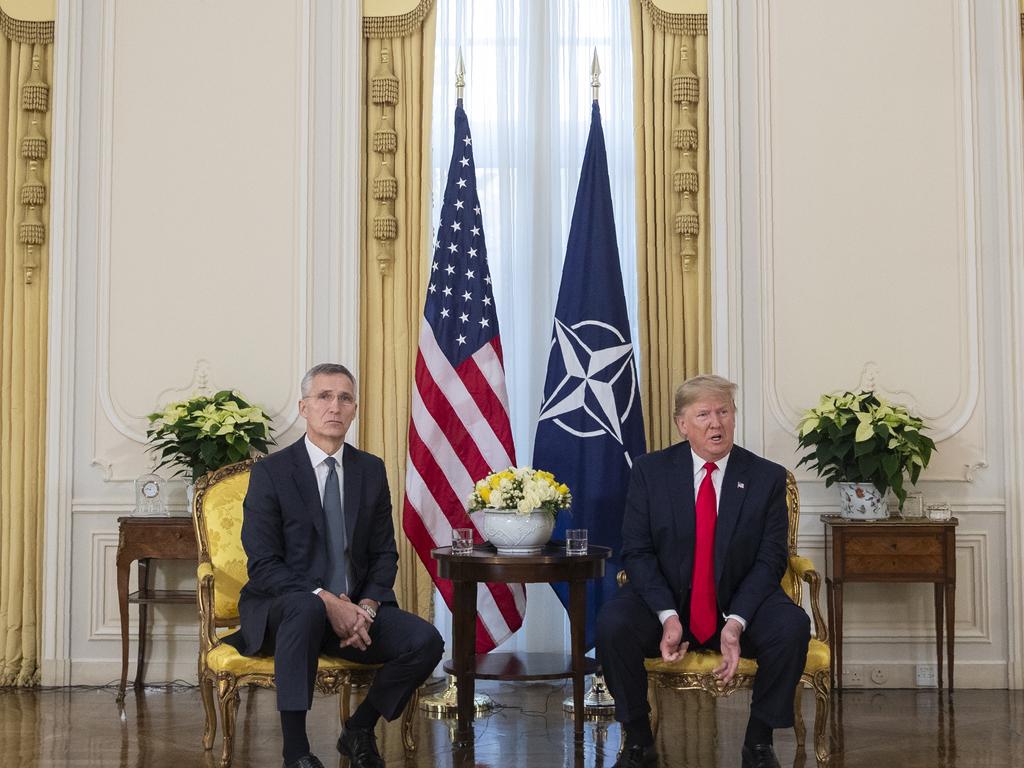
[796, 391, 935, 519]
[146, 389, 275, 484]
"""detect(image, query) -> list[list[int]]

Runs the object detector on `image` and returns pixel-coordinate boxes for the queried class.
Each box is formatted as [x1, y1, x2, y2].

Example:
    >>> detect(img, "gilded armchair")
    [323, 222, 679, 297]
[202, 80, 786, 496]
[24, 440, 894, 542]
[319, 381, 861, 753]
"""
[635, 471, 832, 762]
[191, 459, 417, 767]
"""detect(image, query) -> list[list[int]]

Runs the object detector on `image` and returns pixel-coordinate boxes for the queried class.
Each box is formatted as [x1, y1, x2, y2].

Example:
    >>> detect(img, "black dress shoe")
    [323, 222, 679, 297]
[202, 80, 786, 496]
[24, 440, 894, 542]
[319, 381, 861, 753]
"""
[338, 726, 385, 768]
[283, 754, 325, 768]
[614, 743, 658, 768]
[742, 743, 781, 768]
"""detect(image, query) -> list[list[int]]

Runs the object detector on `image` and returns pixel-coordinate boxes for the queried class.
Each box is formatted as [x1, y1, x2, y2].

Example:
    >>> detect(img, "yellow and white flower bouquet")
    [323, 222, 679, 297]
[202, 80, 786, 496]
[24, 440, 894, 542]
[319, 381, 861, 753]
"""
[467, 466, 572, 518]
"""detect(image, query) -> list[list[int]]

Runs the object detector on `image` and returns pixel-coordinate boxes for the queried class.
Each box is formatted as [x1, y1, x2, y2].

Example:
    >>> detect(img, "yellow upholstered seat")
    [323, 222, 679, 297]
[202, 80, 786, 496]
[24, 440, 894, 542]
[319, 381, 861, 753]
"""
[636, 471, 832, 763]
[193, 460, 417, 767]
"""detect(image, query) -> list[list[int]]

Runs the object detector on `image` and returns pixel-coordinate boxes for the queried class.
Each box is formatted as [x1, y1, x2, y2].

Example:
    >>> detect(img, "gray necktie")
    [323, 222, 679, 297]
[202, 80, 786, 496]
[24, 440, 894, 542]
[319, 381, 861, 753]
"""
[323, 456, 349, 595]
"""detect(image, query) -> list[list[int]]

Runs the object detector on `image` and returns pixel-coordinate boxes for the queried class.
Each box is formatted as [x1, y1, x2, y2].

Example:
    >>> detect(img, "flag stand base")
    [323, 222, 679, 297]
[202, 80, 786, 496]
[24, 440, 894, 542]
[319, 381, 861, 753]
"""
[420, 674, 494, 717]
[562, 673, 616, 717]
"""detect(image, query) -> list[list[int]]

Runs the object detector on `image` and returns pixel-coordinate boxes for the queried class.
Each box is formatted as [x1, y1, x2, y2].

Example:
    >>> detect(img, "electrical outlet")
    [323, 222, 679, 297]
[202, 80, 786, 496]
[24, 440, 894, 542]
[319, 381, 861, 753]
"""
[842, 666, 865, 687]
[916, 664, 937, 688]
[870, 667, 887, 685]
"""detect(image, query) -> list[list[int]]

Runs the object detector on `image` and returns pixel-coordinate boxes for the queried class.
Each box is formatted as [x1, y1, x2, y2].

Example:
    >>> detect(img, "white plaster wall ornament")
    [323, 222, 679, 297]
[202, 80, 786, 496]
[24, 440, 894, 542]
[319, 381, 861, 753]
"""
[963, 461, 988, 483]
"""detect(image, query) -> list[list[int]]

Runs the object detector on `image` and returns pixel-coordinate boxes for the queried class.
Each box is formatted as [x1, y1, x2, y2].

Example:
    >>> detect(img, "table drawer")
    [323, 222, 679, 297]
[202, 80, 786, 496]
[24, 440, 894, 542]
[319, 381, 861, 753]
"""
[841, 535, 945, 577]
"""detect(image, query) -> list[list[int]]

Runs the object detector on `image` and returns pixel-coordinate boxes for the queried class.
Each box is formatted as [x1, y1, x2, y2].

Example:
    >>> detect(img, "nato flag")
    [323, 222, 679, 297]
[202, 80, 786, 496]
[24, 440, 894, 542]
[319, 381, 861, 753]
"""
[533, 102, 646, 651]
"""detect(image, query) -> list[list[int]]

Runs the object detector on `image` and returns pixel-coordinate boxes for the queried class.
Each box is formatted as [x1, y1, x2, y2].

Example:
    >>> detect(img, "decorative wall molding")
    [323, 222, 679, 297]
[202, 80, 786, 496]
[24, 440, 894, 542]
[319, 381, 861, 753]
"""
[91, 0, 311, 464]
[41, 0, 82, 687]
[755, 0, 984, 450]
[999, 0, 1024, 690]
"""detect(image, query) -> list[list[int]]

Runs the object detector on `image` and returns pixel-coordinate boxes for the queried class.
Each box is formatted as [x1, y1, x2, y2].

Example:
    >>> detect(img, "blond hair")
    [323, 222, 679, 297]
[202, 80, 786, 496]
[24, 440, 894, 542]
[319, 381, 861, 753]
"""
[673, 374, 738, 420]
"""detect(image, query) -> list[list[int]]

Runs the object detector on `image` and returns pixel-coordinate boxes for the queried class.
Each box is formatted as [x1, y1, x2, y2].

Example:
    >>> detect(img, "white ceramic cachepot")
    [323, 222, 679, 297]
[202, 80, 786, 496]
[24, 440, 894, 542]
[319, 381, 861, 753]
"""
[481, 508, 555, 555]
[837, 482, 888, 520]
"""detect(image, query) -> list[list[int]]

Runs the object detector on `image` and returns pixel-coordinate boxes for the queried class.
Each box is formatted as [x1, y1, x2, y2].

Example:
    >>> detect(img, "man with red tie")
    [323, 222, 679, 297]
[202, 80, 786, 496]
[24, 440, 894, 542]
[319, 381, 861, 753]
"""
[596, 375, 809, 768]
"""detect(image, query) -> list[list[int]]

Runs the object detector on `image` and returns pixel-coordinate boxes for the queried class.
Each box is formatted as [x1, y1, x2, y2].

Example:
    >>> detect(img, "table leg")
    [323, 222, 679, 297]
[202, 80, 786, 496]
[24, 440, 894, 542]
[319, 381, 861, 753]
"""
[831, 580, 843, 692]
[116, 550, 131, 704]
[134, 558, 150, 689]
[945, 581, 955, 693]
[568, 580, 586, 743]
[934, 583, 944, 691]
[452, 580, 478, 747]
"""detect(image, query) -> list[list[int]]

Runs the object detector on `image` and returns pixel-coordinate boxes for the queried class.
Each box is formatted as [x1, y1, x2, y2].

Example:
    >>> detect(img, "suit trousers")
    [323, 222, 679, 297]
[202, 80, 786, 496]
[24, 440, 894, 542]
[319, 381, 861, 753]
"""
[257, 591, 444, 717]
[595, 586, 810, 729]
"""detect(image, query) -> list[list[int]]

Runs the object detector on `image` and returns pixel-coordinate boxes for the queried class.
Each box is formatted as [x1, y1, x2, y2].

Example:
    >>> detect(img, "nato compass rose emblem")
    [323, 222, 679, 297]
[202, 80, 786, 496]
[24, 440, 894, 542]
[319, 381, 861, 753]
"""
[537, 318, 640, 452]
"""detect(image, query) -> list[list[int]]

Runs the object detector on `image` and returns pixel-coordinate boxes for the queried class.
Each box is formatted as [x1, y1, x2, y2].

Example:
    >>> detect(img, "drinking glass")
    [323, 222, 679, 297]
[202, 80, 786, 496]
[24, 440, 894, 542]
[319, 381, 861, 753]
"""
[452, 527, 475, 554]
[565, 529, 588, 556]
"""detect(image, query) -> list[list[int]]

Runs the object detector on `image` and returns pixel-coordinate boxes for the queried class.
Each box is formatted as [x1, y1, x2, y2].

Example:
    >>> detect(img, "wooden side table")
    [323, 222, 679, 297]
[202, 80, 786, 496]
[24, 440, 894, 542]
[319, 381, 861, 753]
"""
[115, 516, 198, 702]
[820, 515, 958, 692]
[432, 543, 610, 747]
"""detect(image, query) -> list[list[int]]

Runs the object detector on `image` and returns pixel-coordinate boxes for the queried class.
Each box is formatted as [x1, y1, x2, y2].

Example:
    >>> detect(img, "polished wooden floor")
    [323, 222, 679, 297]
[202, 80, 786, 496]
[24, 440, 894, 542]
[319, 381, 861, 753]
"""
[1, 680, 1021, 767]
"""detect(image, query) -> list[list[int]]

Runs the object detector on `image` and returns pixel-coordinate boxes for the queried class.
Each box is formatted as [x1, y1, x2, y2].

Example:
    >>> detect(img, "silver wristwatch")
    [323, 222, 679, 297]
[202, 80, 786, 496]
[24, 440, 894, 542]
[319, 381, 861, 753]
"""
[359, 603, 377, 620]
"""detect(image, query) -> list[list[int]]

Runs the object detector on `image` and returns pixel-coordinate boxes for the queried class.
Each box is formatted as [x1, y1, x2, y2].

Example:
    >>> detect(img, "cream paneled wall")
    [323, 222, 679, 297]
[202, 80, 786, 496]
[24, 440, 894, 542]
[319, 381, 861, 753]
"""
[724, 0, 1024, 688]
[43, 0, 363, 684]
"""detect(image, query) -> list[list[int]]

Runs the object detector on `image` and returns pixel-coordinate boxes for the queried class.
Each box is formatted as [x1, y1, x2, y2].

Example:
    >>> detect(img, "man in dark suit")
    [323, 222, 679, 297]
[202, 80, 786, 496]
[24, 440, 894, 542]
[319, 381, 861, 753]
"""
[227, 363, 443, 768]
[596, 375, 809, 768]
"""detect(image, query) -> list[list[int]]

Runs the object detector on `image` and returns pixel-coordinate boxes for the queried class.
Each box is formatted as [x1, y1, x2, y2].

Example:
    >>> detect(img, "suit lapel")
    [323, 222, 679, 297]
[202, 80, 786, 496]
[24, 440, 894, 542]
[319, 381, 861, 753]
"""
[289, 438, 324, 536]
[342, 445, 362, 547]
[673, 443, 696, 574]
[715, 446, 749, 584]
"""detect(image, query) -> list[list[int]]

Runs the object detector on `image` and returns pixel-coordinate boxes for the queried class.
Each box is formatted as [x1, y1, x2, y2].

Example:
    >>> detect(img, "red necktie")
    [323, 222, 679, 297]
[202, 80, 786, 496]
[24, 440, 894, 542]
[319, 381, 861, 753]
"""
[689, 461, 718, 643]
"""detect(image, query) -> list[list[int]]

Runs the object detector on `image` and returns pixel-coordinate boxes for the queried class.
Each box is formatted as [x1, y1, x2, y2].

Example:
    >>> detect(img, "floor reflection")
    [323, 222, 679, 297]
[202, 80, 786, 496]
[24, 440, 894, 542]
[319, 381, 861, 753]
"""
[0, 682, 1019, 767]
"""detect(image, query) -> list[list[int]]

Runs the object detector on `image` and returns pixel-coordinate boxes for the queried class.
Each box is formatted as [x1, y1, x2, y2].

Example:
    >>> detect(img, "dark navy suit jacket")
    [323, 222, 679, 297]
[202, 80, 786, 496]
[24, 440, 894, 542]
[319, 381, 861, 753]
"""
[620, 441, 789, 629]
[230, 436, 399, 655]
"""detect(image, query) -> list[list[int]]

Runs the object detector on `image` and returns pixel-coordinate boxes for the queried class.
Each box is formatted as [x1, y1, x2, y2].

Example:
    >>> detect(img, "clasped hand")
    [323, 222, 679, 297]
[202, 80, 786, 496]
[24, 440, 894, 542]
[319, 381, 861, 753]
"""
[659, 616, 743, 685]
[318, 591, 374, 651]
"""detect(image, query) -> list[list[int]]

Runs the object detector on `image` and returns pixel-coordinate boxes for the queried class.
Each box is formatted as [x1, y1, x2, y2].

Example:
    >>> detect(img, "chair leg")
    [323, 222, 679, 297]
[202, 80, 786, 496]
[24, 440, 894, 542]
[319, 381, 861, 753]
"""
[340, 677, 352, 725]
[200, 672, 217, 750]
[217, 677, 241, 768]
[793, 681, 807, 749]
[812, 670, 832, 764]
[401, 686, 418, 753]
[648, 678, 660, 742]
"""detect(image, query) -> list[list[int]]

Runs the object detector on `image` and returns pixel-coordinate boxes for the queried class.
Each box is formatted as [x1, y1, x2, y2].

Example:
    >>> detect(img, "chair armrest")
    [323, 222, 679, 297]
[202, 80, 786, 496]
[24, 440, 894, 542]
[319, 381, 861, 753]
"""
[196, 561, 219, 651]
[788, 555, 829, 644]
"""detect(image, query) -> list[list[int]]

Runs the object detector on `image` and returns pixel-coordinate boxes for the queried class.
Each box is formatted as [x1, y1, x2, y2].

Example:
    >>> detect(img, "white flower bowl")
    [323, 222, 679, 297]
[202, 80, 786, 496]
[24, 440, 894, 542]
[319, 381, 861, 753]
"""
[481, 508, 554, 555]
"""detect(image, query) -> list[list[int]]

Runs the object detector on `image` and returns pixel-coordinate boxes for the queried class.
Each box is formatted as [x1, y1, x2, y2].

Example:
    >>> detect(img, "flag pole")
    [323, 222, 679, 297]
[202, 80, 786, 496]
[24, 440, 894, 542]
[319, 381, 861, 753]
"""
[419, 46, 495, 721]
[563, 49, 617, 720]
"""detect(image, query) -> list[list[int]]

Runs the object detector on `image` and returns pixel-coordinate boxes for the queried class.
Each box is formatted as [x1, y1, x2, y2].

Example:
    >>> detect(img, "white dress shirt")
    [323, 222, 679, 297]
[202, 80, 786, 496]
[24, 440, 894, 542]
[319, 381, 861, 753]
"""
[657, 450, 748, 631]
[306, 436, 345, 595]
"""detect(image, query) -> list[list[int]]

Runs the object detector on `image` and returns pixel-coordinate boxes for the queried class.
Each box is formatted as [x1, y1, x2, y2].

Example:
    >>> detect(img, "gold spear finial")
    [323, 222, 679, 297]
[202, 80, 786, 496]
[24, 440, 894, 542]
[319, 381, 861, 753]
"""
[591, 48, 601, 102]
[456, 48, 466, 101]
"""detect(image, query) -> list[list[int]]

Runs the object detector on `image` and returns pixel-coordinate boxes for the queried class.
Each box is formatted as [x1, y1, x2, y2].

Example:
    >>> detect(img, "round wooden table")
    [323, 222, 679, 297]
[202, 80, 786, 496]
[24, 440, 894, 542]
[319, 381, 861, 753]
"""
[432, 543, 610, 746]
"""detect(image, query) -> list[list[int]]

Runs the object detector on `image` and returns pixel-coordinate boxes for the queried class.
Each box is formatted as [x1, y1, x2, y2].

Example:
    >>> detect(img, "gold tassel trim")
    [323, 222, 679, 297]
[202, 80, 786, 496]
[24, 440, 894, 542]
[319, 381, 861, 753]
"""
[675, 212, 699, 238]
[672, 75, 699, 104]
[21, 182, 45, 205]
[374, 126, 398, 154]
[21, 135, 47, 159]
[363, 0, 435, 39]
[673, 170, 698, 194]
[373, 214, 398, 241]
[20, 221, 45, 245]
[637, 2, 707, 37]
[0, 9, 53, 44]
[673, 128, 698, 151]
[22, 83, 48, 112]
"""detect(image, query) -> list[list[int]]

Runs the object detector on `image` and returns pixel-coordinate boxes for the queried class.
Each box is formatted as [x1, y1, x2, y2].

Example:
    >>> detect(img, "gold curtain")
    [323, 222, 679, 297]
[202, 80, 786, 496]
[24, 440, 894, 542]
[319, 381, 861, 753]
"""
[0, 8, 53, 688]
[630, 0, 711, 451]
[360, 0, 436, 620]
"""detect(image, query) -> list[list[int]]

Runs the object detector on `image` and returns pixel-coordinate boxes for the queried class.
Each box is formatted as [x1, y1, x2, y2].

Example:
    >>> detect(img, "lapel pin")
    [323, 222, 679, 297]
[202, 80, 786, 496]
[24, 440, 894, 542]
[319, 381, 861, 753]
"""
[737, 482, 745, 489]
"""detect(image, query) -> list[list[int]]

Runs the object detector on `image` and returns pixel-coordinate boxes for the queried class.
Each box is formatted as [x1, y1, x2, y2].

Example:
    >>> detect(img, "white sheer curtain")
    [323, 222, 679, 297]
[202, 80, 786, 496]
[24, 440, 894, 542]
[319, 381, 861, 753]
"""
[430, 0, 637, 654]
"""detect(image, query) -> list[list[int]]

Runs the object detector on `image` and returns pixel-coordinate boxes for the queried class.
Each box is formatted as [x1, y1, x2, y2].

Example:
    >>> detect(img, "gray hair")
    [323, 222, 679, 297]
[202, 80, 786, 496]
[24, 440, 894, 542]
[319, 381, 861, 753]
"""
[300, 363, 356, 398]
[673, 374, 738, 419]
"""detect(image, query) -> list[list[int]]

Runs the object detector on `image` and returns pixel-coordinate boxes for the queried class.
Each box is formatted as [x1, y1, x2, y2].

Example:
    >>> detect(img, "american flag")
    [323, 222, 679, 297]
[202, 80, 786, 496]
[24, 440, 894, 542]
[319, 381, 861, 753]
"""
[402, 102, 525, 653]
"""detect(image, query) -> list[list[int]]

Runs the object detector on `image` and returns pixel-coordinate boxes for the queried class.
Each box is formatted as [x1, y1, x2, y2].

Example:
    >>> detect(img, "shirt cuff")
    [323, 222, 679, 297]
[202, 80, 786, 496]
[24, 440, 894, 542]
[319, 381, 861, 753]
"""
[724, 613, 747, 631]
[312, 587, 323, 595]
[657, 609, 678, 625]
